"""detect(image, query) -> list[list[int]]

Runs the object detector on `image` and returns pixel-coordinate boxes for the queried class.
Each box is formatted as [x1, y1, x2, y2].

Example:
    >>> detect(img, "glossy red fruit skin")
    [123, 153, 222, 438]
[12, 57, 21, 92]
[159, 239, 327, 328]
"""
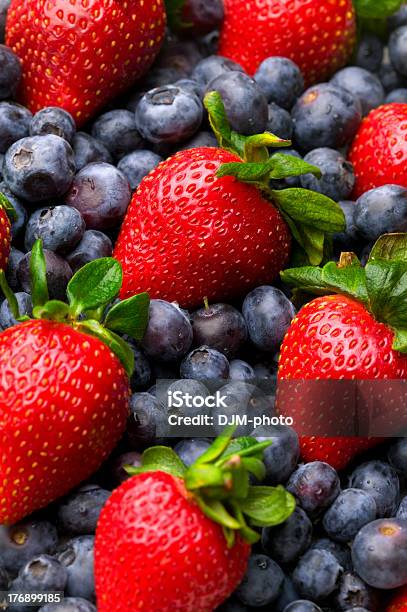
[0, 319, 130, 525]
[349, 104, 407, 199]
[5, 0, 166, 126]
[0, 208, 11, 272]
[218, 0, 356, 85]
[278, 295, 407, 470]
[387, 586, 407, 612]
[95, 471, 250, 612]
[114, 147, 291, 309]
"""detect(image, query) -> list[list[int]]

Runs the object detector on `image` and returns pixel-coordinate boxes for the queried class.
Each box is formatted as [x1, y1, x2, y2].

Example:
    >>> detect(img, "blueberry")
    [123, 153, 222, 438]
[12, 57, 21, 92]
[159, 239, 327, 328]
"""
[322, 488, 377, 543]
[229, 359, 255, 382]
[174, 438, 212, 466]
[386, 87, 407, 103]
[292, 84, 362, 151]
[348, 460, 400, 517]
[251, 424, 300, 485]
[180, 130, 218, 149]
[388, 438, 407, 475]
[334, 572, 378, 611]
[30, 107, 76, 143]
[309, 538, 352, 571]
[181, 346, 229, 381]
[127, 343, 151, 391]
[180, 0, 224, 35]
[300, 148, 355, 201]
[274, 576, 300, 612]
[65, 230, 112, 273]
[141, 299, 193, 362]
[0, 292, 32, 329]
[0, 520, 58, 574]
[242, 286, 296, 354]
[0, 184, 28, 238]
[0, 44, 21, 99]
[191, 303, 247, 359]
[355, 33, 384, 72]
[287, 462, 340, 517]
[206, 71, 268, 135]
[166, 378, 210, 421]
[218, 598, 249, 612]
[292, 549, 343, 601]
[396, 496, 407, 520]
[351, 518, 407, 589]
[136, 86, 203, 144]
[330, 66, 384, 116]
[198, 31, 220, 57]
[65, 162, 131, 230]
[91, 110, 142, 160]
[282, 603, 322, 612]
[379, 61, 407, 92]
[262, 506, 312, 565]
[333, 200, 360, 251]
[254, 57, 304, 109]
[57, 485, 110, 535]
[72, 132, 112, 171]
[354, 184, 407, 241]
[140, 66, 187, 91]
[25, 205, 85, 254]
[106, 451, 142, 489]
[0, 102, 31, 153]
[4, 135, 75, 201]
[5, 247, 24, 290]
[0, 566, 8, 589]
[10, 554, 67, 594]
[0, 0, 10, 42]
[57, 536, 95, 601]
[191, 55, 244, 88]
[117, 150, 162, 191]
[235, 554, 285, 607]
[175, 78, 204, 100]
[212, 381, 269, 436]
[38, 598, 96, 612]
[389, 4, 407, 30]
[126, 392, 167, 448]
[389, 26, 407, 77]
[18, 249, 73, 301]
[155, 38, 202, 77]
[266, 103, 293, 140]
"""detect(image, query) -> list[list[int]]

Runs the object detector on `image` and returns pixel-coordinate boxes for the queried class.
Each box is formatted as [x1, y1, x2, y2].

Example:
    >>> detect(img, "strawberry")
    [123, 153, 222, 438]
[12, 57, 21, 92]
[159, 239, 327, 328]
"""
[387, 586, 407, 612]
[218, 0, 356, 85]
[0, 240, 149, 525]
[114, 92, 346, 308]
[95, 427, 295, 611]
[277, 238, 407, 470]
[349, 104, 407, 199]
[5, 0, 166, 126]
[0, 193, 13, 272]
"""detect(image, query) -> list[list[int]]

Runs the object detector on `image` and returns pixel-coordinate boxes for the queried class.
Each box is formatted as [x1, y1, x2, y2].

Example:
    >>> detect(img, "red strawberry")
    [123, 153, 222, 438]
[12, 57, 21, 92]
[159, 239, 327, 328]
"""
[5, 0, 166, 126]
[0, 197, 11, 272]
[218, 0, 356, 84]
[95, 429, 295, 611]
[387, 586, 407, 612]
[349, 104, 407, 199]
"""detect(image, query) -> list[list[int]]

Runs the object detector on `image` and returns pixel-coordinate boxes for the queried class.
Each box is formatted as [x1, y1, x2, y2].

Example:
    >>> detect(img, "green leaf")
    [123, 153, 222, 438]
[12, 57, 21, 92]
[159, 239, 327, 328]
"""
[196, 497, 243, 530]
[33, 300, 70, 321]
[204, 91, 233, 152]
[0, 192, 17, 222]
[77, 319, 134, 376]
[231, 502, 261, 544]
[242, 457, 266, 481]
[184, 464, 226, 490]
[240, 485, 296, 528]
[0, 271, 20, 320]
[30, 239, 49, 308]
[127, 446, 186, 479]
[281, 266, 325, 293]
[322, 259, 369, 304]
[272, 189, 346, 233]
[244, 134, 291, 161]
[104, 292, 150, 341]
[217, 159, 275, 183]
[67, 258, 122, 317]
[392, 328, 407, 352]
[369, 233, 407, 264]
[269, 153, 322, 180]
[366, 259, 407, 327]
[354, 0, 403, 19]
[297, 225, 325, 266]
[195, 425, 236, 464]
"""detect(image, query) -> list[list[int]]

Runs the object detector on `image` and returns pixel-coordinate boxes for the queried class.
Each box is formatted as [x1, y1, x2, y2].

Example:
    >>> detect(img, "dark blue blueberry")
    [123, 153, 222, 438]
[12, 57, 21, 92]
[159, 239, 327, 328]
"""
[301, 148, 355, 200]
[18, 249, 73, 301]
[389, 4, 407, 30]
[66, 230, 112, 273]
[10, 554, 67, 594]
[175, 78, 204, 100]
[251, 424, 300, 485]
[180, 0, 224, 35]
[155, 38, 202, 77]
[65, 162, 131, 230]
[141, 299, 193, 362]
[0, 566, 8, 589]
[91, 110, 142, 160]
[217, 598, 249, 612]
[334, 572, 378, 611]
[106, 451, 142, 489]
[0, 292, 32, 329]
[282, 603, 322, 612]
[292, 84, 362, 151]
[389, 26, 407, 77]
[0, 44, 21, 99]
[128, 343, 151, 391]
[198, 31, 220, 57]
[292, 549, 343, 601]
[235, 554, 285, 607]
[0, 102, 31, 153]
[57, 485, 110, 535]
[0, 182, 28, 238]
[180, 130, 218, 150]
[206, 71, 268, 135]
[213, 381, 272, 436]
[309, 538, 352, 571]
[396, 495, 407, 520]
[262, 506, 312, 564]
[322, 488, 377, 543]
[4, 134, 75, 201]
[348, 460, 400, 517]
[242, 286, 296, 354]
[274, 576, 300, 612]
[191, 55, 244, 88]
[333, 200, 360, 251]
[254, 57, 304, 109]
[25, 205, 85, 254]
[135, 86, 203, 144]
[127, 392, 167, 448]
[351, 518, 407, 589]
[378, 61, 407, 92]
[117, 150, 162, 190]
[0, 0, 10, 42]
[72, 132, 112, 171]
[386, 87, 407, 103]
[266, 103, 293, 140]
[191, 303, 247, 359]
[5, 247, 24, 291]
[166, 378, 210, 423]
[354, 184, 407, 242]
[229, 359, 255, 382]
[388, 438, 407, 475]
[39, 599, 96, 612]
[57, 536, 95, 601]
[30, 107, 76, 143]
[174, 438, 212, 466]
[0, 520, 58, 574]
[287, 462, 340, 517]
[181, 346, 229, 381]
[355, 33, 384, 72]
[330, 66, 384, 116]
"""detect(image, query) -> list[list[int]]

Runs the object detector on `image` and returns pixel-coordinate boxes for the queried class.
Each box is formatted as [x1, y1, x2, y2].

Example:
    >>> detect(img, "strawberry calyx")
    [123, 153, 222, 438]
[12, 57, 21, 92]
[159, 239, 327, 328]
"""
[204, 91, 346, 267]
[281, 232, 407, 354]
[0, 192, 17, 222]
[0, 239, 150, 376]
[126, 425, 296, 548]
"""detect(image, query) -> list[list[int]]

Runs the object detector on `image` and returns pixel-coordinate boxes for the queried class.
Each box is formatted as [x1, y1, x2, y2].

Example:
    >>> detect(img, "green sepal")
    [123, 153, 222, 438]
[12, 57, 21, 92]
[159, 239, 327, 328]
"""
[195, 425, 236, 464]
[0, 270, 20, 320]
[126, 446, 186, 479]
[67, 258, 122, 317]
[195, 497, 243, 531]
[269, 153, 322, 180]
[369, 233, 407, 264]
[240, 485, 296, 528]
[218, 439, 272, 463]
[33, 300, 70, 321]
[241, 457, 267, 481]
[30, 240, 49, 308]
[354, 0, 403, 19]
[184, 464, 227, 490]
[222, 527, 236, 548]
[104, 292, 150, 341]
[216, 155, 321, 186]
[231, 502, 261, 544]
[243, 134, 291, 161]
[0, 192, 17, 222]
[393, 328, 407, 352]
[365, 259, 407, 328]
[76, 319, 135, 376]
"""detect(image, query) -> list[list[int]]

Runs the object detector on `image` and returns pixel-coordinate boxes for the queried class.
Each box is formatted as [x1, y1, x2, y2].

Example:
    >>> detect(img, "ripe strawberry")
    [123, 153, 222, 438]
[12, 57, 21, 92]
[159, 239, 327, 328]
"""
[95, 429, 295, 611]
[5, 0, 166, 126]
[349, 104, 407, 199]
[387, 585, 407, 612]
[0, 241, 149, 524]
[218, 0, 356, 84]
[0, 196, 11, 272]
